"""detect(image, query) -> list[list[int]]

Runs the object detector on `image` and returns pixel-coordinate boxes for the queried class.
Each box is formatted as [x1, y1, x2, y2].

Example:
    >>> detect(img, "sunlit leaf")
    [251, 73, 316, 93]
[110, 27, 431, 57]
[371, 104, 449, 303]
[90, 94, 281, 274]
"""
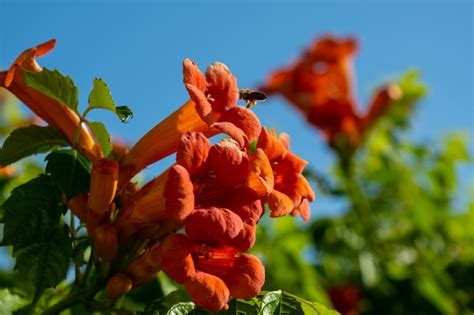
[86, 121, 112, 156]
[0, 125, 68, 167]
[22, 68, 79, 112]
[87, 78, 116, 112]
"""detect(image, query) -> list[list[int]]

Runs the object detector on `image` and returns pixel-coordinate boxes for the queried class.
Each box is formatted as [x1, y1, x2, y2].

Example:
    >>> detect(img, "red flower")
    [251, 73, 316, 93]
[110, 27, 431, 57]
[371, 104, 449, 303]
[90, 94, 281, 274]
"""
[159, 234, 265, 312]
[258, 128, 315, 221]
[262, 35, 401, 151]
[327, 284, 360, 315]
[118, 60, 261, 187]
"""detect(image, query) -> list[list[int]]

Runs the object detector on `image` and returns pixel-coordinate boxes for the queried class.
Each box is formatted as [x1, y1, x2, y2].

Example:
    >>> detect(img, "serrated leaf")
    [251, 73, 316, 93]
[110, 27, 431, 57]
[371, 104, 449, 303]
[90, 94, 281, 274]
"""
[87, 121, 112, 156]
[143, 290, 192, 315]
[116, 106, 134, 122]
[259, 291, 339, 315]
[0, 125, 69, 166]
[45, 149, 91, 199]
[88, 78, 116, 112]
[1, 175, 63, 247]
[14, 226, 72, 305]
[22, 68, 79, 111]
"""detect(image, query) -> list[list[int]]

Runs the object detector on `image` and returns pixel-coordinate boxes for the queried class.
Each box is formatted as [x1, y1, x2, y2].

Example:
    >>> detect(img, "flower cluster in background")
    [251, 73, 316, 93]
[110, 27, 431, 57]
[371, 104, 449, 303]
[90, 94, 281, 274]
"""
[261, 36, 402, 156]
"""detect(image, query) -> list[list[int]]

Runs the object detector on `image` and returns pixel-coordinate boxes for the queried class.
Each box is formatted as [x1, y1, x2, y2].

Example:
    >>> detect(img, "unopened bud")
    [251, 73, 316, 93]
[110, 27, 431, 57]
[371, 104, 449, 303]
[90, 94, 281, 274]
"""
[106, 273, 132, 300]
[95, 224, 119, 262]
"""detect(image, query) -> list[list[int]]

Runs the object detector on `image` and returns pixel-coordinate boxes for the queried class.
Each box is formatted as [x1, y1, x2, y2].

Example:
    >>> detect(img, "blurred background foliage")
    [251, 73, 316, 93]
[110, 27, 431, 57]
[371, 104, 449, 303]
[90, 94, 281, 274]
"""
[0, 67, 473, 314]
[253, 71, 474, 315]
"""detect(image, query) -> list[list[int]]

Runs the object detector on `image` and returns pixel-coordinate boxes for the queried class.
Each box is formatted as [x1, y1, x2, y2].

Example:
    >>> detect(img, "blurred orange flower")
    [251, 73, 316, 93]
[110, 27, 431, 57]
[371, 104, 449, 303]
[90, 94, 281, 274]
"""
[261, 35, 401, 152]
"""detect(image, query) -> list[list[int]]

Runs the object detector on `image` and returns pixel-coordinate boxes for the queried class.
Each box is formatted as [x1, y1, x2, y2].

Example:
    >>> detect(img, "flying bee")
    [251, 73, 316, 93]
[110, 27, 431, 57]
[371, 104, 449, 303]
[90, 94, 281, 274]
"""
[239, 89, 267, 108]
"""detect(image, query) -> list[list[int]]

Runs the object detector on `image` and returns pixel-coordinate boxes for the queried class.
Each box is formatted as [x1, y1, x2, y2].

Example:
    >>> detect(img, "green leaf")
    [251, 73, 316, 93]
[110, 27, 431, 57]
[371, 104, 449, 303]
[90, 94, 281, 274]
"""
[0, 289, 29, 313]
[87, 121, 112, 156]
[22, 68, 79, 111]
[88, 78, 116, 112]
[143, 290, 192, 315]
[1, 175, 63, 247]
[0, 125, 69, 167]
[45, 149, 91, 199]
[14, 226, 72, 305]
[1, 175, 71, 307]
[259, 291, 339, 315]
[116, 105, 134, 122]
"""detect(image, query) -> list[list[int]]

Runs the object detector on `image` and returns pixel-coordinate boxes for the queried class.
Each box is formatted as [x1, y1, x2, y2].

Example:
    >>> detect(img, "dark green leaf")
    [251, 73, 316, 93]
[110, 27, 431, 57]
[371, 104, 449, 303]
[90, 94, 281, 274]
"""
[1, 175, 63, 247]
[143, 290, 192, 315]
[14, 226, 72, 305]
[22, 68, 79, 111]
[116, 106, 134, 123]
[0, 125, 68, 166]
[87, 78, 116, 112]
[259, 291, 339, 315]
[72, 240, 91, 267]
[45, 150, 91, 199]
[87, 121, 112, 156]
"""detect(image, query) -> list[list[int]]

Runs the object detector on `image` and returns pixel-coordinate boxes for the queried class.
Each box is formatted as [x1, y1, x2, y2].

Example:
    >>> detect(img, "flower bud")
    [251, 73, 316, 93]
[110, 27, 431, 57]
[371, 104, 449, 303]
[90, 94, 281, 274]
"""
[95, 224, 118, 262]
[106, 273, 132, 300]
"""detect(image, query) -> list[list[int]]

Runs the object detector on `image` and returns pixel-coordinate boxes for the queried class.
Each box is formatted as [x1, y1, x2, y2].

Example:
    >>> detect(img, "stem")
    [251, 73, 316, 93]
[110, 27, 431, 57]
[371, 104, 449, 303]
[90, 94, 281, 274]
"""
[42, 290, 82, 315]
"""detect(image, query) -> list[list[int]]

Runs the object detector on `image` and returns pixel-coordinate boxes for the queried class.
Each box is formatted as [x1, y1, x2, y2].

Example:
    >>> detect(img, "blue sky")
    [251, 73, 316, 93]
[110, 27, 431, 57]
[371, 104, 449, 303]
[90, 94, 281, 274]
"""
[1, 1, 472, 217]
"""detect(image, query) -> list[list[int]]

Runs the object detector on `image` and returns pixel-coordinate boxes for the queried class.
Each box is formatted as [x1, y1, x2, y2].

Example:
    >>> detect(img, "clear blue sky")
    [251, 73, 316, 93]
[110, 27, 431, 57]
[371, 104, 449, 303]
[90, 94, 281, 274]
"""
[1, 1, 472, 216]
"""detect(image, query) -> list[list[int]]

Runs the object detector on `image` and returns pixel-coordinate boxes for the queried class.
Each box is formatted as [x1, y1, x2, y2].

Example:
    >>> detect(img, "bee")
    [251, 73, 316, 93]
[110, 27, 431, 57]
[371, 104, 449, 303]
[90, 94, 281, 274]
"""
[239, 89, 267, 108]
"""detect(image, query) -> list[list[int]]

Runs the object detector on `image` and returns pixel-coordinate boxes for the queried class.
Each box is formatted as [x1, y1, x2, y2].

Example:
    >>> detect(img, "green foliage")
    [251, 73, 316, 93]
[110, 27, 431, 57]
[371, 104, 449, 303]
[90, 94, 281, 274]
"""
[0, 125, 68, 167]
[1, 175, 72, 307]
[86, 121, 113, 156]
[144, 290, 338, 315]
[22, 68, 79, 112]
[86, 78, 133, 122]
[45, 149, 91, 199]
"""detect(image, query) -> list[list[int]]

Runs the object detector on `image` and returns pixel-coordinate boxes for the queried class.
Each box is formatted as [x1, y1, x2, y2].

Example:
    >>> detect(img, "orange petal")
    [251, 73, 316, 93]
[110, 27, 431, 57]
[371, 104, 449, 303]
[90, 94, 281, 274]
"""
[291, 199, 311, 222]
[267, 189, 294, 218]
[106, 273, 133, 300]
[184, 272, 230, 312]
[205, 62, 239, 113]
[94, 224, 119, 262]
[115, 165, 194, 241]
[228, 199, 264, 224]
[257, 127, 288, 161]
[219, 107, 261, 143]
[224, 254, 265, 299]
[245, 148, 274, 197]
[176, 132, 211, 178]
[185, 83, 215, 124]
[88, 158, 118, 216]
[67, 194, 88, 222]
[183, 59, 206, 92]
[185, 207, 244, 243]
[229, 220, 256, 251]
[119, 99, 211, 187]
[208, 139, 249, 187]
[126, 243, 162, 285]
[210, 121, 248, 149]
[160, 234, 196, 283]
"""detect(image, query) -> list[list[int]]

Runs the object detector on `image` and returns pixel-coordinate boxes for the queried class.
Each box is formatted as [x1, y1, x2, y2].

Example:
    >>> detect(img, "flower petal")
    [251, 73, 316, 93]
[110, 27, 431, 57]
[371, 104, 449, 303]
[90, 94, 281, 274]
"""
[224, 254, 265, 299]
[183, 59, 206, 92]
[205, 62, 239, 113]
[186, 207, 244, 243]
[208, 139, 249, 187]
[176, 132, 211, 178]
[219, 106, 261, 143]
[160, 234, 196, 284]
[184, 271, 230, 312]
[267, 189, 294, 218]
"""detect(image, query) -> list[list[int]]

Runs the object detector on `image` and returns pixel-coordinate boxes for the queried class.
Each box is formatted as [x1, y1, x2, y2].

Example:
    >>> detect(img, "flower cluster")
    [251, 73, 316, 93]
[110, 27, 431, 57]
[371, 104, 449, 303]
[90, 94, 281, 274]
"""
[261, 35, 401, 153]
[1, 40, 315, 311]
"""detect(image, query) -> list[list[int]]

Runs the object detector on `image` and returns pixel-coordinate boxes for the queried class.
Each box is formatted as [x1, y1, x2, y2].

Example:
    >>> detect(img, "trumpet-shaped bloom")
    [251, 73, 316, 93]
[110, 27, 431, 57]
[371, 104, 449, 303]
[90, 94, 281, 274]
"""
[118, 60, 261, 187]
[261, 35, 401, 151]
[258, 128, 315, 221]
[115, 164, 194, 241]
[159, 234, 265, 312]
[106, 273, 133, 300]
[0, 40, 103, 161]
[87, 158, 118, 237]
[95, 224, 119, 262]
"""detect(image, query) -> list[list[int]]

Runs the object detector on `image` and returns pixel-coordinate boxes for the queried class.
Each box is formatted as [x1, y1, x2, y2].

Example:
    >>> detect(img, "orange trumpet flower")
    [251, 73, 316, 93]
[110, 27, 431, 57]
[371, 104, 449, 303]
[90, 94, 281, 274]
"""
[0, 40, 103, 162]
[118, 60, 261, 187]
